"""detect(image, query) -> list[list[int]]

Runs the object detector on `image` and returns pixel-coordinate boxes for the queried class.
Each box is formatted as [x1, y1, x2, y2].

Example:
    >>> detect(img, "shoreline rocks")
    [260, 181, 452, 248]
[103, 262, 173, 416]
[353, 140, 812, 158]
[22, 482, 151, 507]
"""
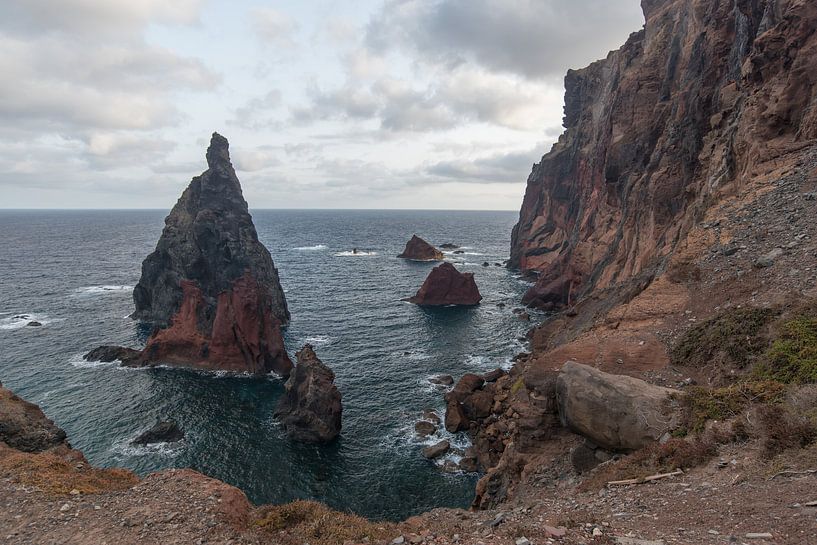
[83, 345, 141, 365]
[406, 262, 482, 306]
[397, 235, 444, 261]
[0, 382, 69, 453]
[274, 345, 342, 443]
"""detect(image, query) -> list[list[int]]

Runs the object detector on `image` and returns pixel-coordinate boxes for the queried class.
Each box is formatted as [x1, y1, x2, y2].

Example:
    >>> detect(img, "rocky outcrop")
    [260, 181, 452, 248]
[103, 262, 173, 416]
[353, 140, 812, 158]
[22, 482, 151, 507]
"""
[510, 0, 817, 310]
[132, 421, 185, 445]
[0, 382, 68, 453]
[406, 262, 482, 306]
[397, 235, 444, 261]
[83, 345, 141, 365]
[129, 133, 291, 376]
[274, 345, 342, 443]
[556, 361, 680, 451]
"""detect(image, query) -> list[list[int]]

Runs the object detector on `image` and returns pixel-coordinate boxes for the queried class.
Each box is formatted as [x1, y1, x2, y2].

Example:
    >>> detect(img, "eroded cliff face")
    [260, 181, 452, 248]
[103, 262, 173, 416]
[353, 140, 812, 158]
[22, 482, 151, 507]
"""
[132, 133, 292, 376]
[511, 0, 817, 310]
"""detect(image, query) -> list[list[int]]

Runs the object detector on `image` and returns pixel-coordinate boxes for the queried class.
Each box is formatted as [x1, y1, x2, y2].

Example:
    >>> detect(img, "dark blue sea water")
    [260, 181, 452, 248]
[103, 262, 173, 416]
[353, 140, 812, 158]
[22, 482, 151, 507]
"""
[0, 209, 534, 520]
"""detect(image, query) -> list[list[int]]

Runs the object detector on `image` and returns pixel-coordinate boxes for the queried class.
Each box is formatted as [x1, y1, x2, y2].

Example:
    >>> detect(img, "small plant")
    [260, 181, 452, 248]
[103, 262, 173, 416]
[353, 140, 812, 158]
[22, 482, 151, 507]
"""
[753, 315, 817, 384]
[510, 377, 525, 395]
[756, 404, 817, 457]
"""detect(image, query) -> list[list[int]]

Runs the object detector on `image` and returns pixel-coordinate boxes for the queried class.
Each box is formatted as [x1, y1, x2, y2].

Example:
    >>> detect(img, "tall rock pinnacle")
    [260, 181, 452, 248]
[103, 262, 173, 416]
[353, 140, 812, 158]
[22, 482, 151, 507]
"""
[131, 132, 292, 376]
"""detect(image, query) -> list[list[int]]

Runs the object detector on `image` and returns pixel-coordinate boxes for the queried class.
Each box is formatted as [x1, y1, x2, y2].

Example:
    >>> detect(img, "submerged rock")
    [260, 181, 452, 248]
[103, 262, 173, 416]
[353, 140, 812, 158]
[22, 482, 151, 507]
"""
[439, 243, 459, 249]
[131, 132, 292, 376]
[406, 262, 482, 306]
[557, 361, 680, 451]
[428, 374, 454, 386]
[274, 345, 342, 443]
[132, 421, 184, 445]
[397, 235, 444, 261]
[414, 421, 437, 437]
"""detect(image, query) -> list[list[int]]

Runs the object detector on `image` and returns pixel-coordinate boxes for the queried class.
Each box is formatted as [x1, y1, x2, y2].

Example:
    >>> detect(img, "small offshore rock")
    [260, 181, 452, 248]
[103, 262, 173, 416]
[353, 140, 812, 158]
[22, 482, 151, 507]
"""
[397, 235, 443, 261]
[26, 321, 42, 327]
[132, 421, 184, 445]
[428, 375, 454, 386]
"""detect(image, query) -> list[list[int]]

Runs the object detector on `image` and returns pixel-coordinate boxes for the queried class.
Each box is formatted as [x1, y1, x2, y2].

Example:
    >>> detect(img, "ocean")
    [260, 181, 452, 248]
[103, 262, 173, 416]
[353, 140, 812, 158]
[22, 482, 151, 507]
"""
[0, 209, 534, 521]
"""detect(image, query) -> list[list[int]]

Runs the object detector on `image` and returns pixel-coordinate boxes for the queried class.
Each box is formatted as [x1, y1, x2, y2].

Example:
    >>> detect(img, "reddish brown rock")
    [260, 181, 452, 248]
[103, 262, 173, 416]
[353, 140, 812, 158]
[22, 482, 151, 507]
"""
[510, 0, 817, 310]
[118, 133, 292, 376]
[397, 235, 444, 261]
[406, 263, 482, 306]
[0, 382, 68, 453]
[273, 345, 342, 443]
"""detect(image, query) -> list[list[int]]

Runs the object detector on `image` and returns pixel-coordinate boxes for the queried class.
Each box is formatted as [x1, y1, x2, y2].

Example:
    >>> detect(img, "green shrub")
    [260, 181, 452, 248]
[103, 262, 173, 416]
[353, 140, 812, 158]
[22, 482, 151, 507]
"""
[754, 316, 817, 384]
[670, 307, 779, 369]
[680, 381, 787, 433]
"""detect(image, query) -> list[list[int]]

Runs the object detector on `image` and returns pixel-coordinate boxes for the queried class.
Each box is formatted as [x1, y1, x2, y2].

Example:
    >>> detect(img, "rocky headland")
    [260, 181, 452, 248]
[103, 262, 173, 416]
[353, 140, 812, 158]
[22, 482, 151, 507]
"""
[406, 262, 482, 306]
[87, 133, 292, 376]
[398, 235, 444, 261]
[274, 344, 342, 443]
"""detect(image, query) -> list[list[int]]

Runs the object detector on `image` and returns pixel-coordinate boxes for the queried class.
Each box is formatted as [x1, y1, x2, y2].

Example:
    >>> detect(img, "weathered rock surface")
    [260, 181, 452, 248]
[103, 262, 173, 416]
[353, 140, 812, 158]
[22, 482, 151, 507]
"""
[397, 235, 444, 261]
[274, 345, 342, 443]
[406, 263, 482, 306]
[422, 440, 450, 459]
[83, 345, 141, 365]
[510, 0, 817, 310]
[0, 382, 68, 453]
[130, 133, 292, 376]
[556, 361, 680, 451]
[132, 421, 185, 445]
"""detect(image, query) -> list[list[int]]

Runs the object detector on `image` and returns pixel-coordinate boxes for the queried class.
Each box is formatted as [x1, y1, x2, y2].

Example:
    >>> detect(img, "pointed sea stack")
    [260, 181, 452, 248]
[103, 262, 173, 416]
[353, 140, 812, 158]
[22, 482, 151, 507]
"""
[131, 133, 292, 376]
[406, 262, 482, 306]
[397, 235, 444, 261]
[274, 344, 342, 443]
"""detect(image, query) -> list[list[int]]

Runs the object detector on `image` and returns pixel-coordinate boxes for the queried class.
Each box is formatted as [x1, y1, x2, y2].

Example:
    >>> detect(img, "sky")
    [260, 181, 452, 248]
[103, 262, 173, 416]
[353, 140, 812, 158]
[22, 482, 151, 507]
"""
[0, 0, 644, 210]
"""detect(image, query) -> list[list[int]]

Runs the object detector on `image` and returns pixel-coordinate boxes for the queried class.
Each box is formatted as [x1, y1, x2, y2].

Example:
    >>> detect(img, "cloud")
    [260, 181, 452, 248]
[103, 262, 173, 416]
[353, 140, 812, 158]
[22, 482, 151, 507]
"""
[252, 7, 299, 48]
[232, 147, 281, 173]
[366, 0, 644, 80]
[425, 145, 543, 184]
[228, 90, 283, 129]
[0, 0, 218, 181]
[292, 67, 561, 132]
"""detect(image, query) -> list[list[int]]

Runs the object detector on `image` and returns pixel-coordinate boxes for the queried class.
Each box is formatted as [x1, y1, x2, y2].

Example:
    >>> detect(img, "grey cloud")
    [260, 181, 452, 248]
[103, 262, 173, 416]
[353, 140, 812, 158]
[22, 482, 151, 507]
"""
[228, 90, 283, 129]
[425, 145, 544, 184]
[252, 7, 299, 48]
[367, 0, 644, 80]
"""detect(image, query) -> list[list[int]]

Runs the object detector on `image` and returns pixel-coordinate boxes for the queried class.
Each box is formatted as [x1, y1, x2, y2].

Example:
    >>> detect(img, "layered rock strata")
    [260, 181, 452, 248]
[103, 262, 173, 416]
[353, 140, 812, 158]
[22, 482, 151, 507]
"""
[406, 262, 482, 306]
[397, 235, 444, 261]
[96, 133, 292, 376]
[510, 0, 817, 310]
[274, 345, 342, 443]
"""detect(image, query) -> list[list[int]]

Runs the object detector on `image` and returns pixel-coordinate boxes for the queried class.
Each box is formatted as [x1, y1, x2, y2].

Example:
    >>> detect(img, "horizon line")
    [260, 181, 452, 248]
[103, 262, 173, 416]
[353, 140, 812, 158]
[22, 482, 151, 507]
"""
[0, 207, 520, 213]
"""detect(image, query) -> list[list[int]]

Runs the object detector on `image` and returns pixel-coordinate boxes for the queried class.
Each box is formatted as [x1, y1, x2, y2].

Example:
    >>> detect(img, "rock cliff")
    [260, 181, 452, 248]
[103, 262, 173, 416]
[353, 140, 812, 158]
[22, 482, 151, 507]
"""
[406, 262, 482, 306]
[274, 345, 342, 443]
[131, 133, 292, 376]
[510, 0, 817, 310]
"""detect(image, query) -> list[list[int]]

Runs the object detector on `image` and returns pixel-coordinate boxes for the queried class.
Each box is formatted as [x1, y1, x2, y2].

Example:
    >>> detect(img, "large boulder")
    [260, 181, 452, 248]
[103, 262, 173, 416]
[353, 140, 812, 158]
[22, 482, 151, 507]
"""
[274, 345, 342, 443]
[556, 361, 680, 451]
[397, 235, 444, 261]
[129, 132, 291, 376]
[0, 382, 68, 453]
[406, 262, 482, 306]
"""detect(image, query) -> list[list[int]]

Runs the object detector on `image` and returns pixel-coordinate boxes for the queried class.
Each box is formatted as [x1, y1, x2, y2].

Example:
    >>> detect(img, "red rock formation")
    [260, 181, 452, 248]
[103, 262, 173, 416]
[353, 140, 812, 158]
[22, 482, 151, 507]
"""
[97, 133, 293, 376]
[397, 235, 444, 261]
[510, 0, 817, 310]
[406, 262, 482, 306]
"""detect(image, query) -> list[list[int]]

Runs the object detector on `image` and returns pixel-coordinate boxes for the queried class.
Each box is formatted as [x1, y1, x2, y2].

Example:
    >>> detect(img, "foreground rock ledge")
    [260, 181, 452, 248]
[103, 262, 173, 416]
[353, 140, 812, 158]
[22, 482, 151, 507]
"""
[406, 262, 482, 306]
[397, 235, 444, 261]
[88, 132, 292, 376]
[274, 344, 342, 443]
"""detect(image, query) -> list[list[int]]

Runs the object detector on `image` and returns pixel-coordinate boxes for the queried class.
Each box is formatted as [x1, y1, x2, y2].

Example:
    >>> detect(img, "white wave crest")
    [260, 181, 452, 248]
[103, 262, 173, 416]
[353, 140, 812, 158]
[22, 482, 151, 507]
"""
[0, 313, 49, 330]
[72, 285, 133, 296]
[69, 353, 117, 369]
[303, 335, 332, 346]
[335, 250, 377, 257]
[293, 244, 328, 251]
